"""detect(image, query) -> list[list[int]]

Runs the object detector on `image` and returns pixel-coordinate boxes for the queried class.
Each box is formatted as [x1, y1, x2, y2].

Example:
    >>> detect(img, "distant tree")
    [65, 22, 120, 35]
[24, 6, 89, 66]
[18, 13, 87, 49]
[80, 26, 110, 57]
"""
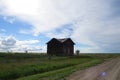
[76, 50, 80, 55]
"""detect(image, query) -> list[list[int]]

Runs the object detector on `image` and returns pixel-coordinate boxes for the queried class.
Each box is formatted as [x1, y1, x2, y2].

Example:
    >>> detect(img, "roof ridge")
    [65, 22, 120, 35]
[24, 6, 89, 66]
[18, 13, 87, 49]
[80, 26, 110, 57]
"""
[55, 38, 70, 43]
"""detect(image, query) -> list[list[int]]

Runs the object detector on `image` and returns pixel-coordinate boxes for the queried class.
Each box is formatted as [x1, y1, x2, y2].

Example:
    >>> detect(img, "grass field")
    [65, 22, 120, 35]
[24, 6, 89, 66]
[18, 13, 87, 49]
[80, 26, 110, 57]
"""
[0, 52, 119, 80]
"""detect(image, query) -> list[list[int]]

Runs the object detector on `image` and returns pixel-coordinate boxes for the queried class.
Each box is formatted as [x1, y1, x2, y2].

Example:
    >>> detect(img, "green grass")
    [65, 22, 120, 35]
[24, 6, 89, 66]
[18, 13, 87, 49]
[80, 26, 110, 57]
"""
[16, 59, 102, 80]
[0, 52, 119, 80]
[0, 53, 91, 80]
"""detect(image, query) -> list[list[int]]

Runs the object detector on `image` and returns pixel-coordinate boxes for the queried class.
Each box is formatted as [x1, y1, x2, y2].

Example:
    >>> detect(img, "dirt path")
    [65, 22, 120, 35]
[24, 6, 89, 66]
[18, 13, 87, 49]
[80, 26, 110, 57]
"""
[66, 58, 120, 80]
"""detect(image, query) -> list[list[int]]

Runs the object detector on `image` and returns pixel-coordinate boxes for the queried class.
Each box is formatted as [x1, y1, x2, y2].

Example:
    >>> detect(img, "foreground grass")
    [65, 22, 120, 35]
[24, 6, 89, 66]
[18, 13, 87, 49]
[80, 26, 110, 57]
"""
[16, 59, 102, 80]
[0, 53, 119, 80]
[0, 53, 92, 80]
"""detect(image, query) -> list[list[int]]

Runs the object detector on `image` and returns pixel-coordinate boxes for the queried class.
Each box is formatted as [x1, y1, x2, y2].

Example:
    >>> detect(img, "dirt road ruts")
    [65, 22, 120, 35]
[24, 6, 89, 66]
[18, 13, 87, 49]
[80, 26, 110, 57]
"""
[66, 58, 120, 80]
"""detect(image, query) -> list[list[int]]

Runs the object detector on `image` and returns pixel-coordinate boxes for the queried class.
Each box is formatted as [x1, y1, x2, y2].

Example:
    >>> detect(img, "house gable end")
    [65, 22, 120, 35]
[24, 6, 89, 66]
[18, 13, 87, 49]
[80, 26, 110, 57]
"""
[47, 38, 60, 44]
[47, 38, 75, 56]
[63, 38, 75, 45]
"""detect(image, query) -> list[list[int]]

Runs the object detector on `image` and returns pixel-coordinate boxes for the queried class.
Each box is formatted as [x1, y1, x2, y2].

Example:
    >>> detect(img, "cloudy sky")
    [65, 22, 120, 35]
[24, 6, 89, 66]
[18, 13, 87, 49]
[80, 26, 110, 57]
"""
[0, 0, 120, 53]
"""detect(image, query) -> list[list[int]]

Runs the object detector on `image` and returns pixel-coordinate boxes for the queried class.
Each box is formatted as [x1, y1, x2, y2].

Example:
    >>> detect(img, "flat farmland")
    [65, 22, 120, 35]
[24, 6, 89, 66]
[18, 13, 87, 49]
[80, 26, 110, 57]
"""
[0, 53, 119, 80]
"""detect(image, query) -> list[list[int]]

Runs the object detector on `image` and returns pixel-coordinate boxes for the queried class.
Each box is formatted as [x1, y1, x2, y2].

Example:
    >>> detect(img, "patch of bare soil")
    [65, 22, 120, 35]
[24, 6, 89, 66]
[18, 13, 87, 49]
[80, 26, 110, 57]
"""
[66, 58, 120, 80]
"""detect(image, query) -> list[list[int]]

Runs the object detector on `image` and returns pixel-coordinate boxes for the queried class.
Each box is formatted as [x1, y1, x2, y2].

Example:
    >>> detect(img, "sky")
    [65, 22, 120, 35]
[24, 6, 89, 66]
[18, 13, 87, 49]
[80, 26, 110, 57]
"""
[0, 0, 120, 53]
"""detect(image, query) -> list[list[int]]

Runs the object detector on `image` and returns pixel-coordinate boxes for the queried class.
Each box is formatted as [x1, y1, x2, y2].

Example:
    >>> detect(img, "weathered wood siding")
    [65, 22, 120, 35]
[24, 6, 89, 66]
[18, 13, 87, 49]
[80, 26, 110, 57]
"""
[47, 38, 74, 56]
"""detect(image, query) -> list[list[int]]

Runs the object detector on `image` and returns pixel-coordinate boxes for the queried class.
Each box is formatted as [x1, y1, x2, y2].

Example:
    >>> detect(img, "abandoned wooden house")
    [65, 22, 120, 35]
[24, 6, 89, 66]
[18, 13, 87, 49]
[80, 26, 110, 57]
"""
[47, 38, 75, 56]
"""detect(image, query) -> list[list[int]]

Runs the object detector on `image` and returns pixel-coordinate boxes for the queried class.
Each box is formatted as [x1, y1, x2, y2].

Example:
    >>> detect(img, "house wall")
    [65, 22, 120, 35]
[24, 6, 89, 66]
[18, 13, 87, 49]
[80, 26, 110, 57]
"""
[62, 41, 74, 56]
[47, 40, 63, 56]
[47, 38, 74, 56]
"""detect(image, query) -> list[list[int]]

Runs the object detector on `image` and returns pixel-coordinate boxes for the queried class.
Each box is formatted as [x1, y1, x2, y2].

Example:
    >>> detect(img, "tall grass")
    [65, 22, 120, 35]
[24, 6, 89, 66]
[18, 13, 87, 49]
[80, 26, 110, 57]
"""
[0, 53, 119, 80]
[0, 53, 92, 80]
[17, 59, 103, 80]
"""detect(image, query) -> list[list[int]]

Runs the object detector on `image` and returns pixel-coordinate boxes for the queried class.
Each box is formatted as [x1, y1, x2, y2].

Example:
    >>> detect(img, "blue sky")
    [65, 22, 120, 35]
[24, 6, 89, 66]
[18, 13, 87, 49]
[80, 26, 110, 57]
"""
[0, 0, 120, 53]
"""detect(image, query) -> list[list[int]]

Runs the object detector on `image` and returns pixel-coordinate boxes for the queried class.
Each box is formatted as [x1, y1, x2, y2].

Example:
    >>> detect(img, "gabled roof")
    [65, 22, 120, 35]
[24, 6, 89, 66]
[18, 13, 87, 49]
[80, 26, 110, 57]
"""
[56, 38, 70, 43]
[47, 38, 75, 44]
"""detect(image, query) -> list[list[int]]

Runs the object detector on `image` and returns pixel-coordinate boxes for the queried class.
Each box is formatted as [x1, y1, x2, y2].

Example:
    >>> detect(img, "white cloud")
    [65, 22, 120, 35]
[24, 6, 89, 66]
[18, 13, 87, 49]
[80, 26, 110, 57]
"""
[0, 0, 120, 52]
[0, 0, 69, 35]
[0, 29, 6, 32]
[0, 35, 42, 52]
[3, 16, 15, 24]
[0, 36, 16, 51]
[16, 40, 39, 45]
[1, 36, 16, 46]
[19, 29, 32, 35]
[45, 24, 74, 38]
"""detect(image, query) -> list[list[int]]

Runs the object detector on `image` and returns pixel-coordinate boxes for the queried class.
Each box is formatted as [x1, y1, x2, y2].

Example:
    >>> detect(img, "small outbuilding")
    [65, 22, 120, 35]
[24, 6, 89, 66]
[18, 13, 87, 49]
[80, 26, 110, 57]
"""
[47, 38, 75, 56]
